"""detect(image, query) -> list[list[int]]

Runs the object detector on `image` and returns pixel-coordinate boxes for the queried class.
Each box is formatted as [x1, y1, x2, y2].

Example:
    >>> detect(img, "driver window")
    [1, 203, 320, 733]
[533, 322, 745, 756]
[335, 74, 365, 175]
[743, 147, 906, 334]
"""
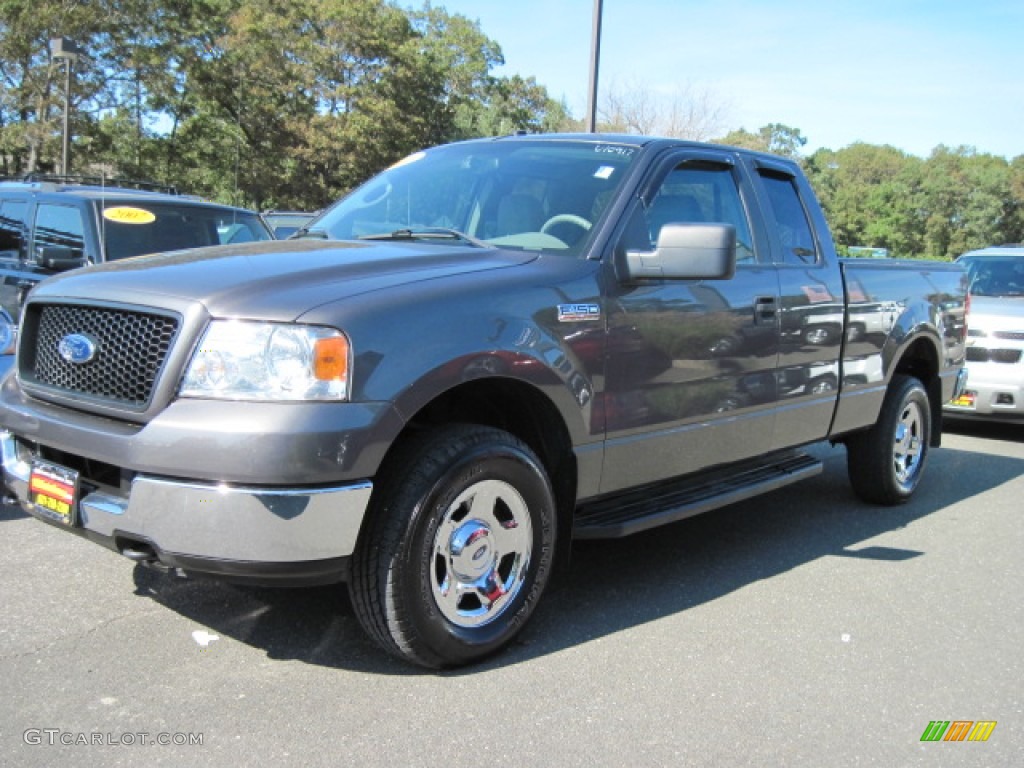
[619, 163, 757, 263]
[32, 204, 86, 262]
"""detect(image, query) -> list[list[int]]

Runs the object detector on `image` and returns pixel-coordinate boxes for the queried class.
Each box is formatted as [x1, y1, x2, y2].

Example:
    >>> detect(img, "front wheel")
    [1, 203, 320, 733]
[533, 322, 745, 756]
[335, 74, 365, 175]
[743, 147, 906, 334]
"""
[845, 374, 931, 505]
[350, 425, 556, 668]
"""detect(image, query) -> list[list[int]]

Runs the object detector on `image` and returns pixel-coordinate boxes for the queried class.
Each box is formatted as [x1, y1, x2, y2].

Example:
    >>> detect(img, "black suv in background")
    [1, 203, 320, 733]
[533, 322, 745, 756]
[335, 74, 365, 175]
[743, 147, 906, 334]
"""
[0, 176, 273, 357]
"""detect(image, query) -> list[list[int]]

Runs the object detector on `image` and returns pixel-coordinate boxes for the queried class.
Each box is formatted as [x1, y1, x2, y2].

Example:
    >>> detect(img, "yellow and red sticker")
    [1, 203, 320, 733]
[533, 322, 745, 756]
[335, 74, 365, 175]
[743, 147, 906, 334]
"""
[29, 463, 77, 522]
[950, 391, 976, 408]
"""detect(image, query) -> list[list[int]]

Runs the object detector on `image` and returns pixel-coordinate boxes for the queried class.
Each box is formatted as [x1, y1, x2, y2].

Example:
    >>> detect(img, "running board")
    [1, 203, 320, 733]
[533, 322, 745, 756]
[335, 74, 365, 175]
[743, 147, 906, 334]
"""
[574, 452, 822, 539]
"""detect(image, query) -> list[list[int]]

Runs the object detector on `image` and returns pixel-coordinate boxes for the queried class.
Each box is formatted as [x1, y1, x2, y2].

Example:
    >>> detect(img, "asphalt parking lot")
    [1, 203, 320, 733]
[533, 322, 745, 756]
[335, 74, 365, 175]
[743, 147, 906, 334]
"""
[1, 421, 1021, 767]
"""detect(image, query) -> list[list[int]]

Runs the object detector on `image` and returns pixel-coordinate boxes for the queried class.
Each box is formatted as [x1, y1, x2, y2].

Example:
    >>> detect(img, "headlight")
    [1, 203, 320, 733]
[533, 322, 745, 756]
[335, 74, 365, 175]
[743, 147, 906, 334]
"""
[180, 321, 351, 401]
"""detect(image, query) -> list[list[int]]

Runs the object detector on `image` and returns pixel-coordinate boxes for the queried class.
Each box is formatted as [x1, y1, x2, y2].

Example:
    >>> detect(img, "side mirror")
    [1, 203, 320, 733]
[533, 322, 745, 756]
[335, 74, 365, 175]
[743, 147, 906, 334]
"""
[624, 223, 737, 282]
[37, 245, 87, 272]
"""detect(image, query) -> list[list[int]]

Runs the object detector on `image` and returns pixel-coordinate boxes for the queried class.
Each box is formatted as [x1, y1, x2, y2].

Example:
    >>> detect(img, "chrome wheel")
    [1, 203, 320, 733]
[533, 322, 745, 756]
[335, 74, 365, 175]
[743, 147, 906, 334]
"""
[893, 399, 925, 486]
[350, 424, 555, 667]
[846, 374, 931, 506]
[431, 479, 533, 628]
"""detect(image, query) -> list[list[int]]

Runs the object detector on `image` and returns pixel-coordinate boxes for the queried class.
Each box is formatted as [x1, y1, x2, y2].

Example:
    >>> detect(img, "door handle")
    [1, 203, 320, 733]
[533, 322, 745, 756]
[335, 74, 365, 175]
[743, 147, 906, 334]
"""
[754, 295, 777, 324]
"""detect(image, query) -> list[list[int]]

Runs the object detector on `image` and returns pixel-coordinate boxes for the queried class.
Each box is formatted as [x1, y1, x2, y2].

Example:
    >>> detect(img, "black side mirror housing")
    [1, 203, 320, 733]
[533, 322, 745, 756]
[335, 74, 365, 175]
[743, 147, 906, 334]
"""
[624, 223, 737, 282]
[37, 245, 87, 272]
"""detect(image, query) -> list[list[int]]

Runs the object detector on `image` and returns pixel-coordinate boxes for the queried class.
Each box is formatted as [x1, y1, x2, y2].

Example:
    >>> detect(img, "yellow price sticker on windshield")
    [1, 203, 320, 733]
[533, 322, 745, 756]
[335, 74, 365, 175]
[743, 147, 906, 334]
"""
[103, 206, 156, 225]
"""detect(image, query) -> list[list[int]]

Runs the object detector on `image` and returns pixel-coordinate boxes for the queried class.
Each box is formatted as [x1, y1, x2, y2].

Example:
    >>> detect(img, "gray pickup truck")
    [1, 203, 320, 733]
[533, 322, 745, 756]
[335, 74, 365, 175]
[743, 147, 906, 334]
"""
[0, 135, 968, 667]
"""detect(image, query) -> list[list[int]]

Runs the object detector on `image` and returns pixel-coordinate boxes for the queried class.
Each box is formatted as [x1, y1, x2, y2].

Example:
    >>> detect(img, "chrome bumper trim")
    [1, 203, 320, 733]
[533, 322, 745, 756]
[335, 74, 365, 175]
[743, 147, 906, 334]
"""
[2, 430, 371, 563]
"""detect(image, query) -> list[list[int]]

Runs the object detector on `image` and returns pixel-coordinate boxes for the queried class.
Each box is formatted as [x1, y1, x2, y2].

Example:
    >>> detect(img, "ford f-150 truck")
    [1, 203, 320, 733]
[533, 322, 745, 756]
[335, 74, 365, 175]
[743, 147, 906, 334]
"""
[0, 135, 968, 668]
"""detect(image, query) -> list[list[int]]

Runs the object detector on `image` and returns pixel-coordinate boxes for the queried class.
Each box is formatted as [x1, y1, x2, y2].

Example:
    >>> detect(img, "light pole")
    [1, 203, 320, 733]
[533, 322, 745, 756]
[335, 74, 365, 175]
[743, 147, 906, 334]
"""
[585, 0, 604, 133]
[49, 37, 84, 176]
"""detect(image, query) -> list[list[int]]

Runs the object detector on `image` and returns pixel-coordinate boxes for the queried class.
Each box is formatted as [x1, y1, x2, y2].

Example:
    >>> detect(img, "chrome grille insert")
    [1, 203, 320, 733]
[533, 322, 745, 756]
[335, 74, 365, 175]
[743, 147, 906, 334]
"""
[965, 346, 1022, 364]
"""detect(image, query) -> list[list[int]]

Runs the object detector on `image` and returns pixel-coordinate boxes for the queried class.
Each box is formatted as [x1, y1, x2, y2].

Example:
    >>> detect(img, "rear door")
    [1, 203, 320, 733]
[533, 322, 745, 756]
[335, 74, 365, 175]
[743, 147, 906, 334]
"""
[746, 157, 845, 448]
[599, 149, 782, 492]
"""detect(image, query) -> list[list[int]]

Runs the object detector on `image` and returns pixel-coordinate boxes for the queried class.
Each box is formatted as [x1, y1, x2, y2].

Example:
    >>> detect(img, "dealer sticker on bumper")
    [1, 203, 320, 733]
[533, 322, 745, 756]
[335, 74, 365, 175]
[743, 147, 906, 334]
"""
[950, 391, 976, 409]
[28, 460, 80, 526]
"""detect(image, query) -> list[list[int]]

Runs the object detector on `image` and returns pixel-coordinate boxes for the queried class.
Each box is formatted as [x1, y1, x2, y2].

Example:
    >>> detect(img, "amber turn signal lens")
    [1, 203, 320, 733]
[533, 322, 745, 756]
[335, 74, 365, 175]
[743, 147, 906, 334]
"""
[313, 336, 349, 381]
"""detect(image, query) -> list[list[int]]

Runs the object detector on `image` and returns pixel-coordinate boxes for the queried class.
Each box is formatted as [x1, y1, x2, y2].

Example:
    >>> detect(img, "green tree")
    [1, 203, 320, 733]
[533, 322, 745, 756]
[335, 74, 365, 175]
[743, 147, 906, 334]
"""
[3, 0, 550, 209]
[455, 75, 570, 138]
[804, 143, 924, 257]
[919, 146, 1016, 258]
[0, 0, 126, 174]
[1007, 154, 1024, 243]
[718, 123, 807, 159]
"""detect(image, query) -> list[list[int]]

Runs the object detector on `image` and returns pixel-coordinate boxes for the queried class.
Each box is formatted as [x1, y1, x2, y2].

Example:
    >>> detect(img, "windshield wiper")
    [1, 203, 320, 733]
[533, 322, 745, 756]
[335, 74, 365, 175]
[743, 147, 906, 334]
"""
[358, 228, 489, 248]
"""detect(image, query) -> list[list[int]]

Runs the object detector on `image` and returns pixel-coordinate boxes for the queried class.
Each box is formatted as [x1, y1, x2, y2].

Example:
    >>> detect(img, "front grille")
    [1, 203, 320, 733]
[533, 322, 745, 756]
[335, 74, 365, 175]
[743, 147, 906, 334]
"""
[22, 303, 180, 408]
[966, 346, 1022, 364]
[994, 330, 1024, 341]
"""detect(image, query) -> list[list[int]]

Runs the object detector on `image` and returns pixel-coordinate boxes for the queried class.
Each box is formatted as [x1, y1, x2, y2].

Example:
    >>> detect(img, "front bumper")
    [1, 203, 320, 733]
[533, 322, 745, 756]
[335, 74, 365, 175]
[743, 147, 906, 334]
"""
[2, 430, 372, 585]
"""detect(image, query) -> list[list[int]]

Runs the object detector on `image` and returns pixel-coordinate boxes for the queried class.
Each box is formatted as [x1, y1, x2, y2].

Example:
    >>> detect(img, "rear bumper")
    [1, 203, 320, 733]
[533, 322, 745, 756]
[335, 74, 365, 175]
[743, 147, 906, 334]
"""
[2, 430, 372, 585]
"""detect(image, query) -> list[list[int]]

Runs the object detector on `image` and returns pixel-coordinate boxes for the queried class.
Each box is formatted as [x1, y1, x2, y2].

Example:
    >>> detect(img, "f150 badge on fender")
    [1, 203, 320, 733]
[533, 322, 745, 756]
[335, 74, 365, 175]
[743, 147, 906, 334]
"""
[557, 304, 601, 322]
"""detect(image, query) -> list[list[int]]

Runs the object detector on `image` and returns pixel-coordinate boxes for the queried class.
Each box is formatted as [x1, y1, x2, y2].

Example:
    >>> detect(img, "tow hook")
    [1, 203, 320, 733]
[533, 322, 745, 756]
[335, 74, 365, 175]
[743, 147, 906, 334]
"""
[117, 540, 170, 572]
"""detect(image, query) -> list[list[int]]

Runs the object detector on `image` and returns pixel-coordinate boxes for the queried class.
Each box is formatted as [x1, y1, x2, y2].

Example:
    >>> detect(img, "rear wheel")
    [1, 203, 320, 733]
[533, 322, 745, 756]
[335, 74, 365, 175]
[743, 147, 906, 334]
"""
[350, 424, 556, 668]
[846, 374, 931, 505]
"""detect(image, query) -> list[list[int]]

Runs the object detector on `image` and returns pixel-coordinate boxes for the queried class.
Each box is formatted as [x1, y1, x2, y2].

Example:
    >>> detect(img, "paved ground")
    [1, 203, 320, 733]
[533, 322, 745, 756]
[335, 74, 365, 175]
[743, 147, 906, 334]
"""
[1, 420, 1021, 767]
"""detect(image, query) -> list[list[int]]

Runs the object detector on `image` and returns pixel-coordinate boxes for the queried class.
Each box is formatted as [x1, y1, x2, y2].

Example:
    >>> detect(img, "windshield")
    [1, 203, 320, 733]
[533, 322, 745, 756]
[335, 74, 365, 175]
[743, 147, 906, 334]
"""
[961, 256, 1024, 297]
[311, 139, 641, 256]
[100, 202, 272, 261]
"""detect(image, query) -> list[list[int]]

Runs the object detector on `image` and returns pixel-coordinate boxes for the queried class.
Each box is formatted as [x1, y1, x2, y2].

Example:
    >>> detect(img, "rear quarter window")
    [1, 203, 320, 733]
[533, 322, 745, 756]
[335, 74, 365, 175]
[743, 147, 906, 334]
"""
[758, 171, 819, 265]
[0, 199, 29, 256]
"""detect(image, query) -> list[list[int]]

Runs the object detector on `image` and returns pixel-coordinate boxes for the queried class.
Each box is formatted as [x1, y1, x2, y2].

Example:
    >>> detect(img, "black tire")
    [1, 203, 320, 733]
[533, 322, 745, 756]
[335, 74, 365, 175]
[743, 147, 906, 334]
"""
[349, 424, 556, 668]
[846, 374, 931, 505]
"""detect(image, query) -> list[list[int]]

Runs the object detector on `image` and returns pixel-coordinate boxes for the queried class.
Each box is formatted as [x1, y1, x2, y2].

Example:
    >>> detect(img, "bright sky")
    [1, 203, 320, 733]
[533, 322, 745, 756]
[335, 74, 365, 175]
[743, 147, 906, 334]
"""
[429, 0, 1023, 159]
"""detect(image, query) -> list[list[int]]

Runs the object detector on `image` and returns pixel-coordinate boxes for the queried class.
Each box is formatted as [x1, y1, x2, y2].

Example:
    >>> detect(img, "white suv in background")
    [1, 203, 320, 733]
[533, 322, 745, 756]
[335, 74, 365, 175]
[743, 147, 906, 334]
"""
[946, 245, 1024, 422]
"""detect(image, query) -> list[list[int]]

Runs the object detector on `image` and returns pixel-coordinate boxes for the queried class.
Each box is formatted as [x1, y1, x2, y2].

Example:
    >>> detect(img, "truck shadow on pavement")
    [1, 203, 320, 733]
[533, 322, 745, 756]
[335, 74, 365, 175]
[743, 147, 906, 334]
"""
[0, 497, 28, 522]
[129, 439, 1024, 675]
[944, 419, 1022, 442]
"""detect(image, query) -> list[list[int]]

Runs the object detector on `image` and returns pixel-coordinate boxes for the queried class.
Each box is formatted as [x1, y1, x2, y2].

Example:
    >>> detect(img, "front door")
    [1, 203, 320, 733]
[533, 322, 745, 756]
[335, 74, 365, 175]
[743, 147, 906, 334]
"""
[599, 151, 781, 493]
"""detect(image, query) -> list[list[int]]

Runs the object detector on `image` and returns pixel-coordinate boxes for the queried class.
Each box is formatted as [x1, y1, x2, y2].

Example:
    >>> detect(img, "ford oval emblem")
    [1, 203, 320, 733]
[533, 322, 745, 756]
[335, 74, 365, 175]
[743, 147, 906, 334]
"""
[58, 333, 98, 365]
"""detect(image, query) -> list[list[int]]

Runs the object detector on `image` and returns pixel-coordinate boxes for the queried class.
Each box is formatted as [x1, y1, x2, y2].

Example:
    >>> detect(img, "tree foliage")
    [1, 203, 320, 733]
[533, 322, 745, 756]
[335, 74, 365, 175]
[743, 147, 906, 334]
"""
[0, 0, 567, 208]
[2, 2, 1022, 256]
[719, 123, 807, 159]
[804, 143, 1024, 259]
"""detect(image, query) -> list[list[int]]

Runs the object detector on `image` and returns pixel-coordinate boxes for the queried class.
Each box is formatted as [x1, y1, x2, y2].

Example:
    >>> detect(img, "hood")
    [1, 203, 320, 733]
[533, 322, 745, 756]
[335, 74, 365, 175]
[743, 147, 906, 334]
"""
[31, 239, 537, 322]
[967, 295, 1024, 335]
[969, 295, 1024, 319]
